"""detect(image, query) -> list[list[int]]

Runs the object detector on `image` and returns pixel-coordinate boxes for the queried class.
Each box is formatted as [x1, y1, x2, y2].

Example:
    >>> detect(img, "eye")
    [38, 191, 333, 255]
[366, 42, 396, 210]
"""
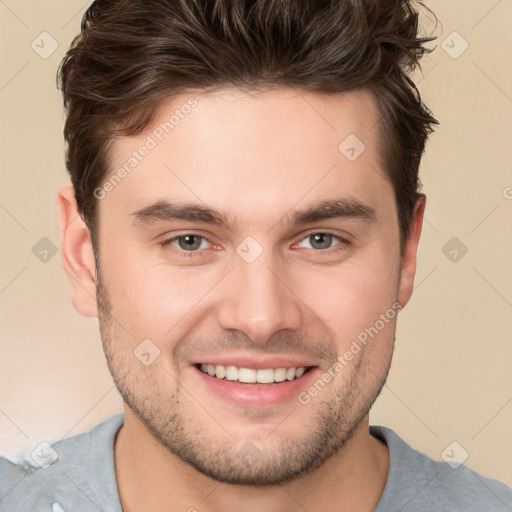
[295, 232, 349, 251]
[160, 234, 212, 254]
[159, 231, 351, 258]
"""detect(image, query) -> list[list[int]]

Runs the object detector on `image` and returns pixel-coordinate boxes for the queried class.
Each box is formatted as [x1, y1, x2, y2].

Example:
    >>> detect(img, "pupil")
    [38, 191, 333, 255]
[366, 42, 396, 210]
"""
[179, 235, 201, 250]
[312, 233, 331, 249]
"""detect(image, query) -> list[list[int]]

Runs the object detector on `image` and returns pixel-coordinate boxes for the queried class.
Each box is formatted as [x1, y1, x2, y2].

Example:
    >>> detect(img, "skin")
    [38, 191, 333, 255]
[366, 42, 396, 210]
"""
[57, 87, 425, 512]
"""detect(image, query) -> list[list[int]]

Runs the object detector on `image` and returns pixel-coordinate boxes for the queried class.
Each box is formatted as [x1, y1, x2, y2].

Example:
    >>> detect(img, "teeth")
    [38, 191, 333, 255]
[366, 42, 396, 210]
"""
[198, 364, 310, 383]
[215, 365, 226, 379]
[239, 367, 256, 383]
[256, 369, 274, 384]
[225, 365, 238, 381]
[274, 368, 287, 382]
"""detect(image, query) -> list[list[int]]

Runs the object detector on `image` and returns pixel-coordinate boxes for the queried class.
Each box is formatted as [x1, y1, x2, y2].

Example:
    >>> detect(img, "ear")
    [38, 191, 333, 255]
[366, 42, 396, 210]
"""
[397, 195, 426, 308]
[57, 185, 99, 318]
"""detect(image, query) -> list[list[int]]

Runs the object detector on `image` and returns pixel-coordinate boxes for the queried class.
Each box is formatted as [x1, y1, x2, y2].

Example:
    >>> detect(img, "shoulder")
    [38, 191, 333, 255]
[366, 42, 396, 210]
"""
[371, 425, 512, 512]
[0, 413, 124, 512]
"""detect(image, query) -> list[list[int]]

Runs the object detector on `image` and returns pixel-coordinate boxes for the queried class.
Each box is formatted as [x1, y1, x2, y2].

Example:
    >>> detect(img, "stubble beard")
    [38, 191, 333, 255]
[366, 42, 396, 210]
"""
[95, 272, 393, 487]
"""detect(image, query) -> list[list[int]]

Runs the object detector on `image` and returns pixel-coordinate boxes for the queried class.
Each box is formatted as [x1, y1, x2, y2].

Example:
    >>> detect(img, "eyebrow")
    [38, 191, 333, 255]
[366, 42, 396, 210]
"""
[129, 197, 377, 230]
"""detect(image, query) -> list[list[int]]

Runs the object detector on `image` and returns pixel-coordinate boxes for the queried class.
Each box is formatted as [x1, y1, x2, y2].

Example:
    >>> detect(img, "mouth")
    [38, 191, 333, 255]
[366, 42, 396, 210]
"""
[190, 357, 322, 407]
[195, 363, 316, 384]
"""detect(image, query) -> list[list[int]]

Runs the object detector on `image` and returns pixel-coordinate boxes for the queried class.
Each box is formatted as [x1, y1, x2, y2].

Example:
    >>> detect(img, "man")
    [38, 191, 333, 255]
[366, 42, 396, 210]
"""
[1, 0, 510, 510]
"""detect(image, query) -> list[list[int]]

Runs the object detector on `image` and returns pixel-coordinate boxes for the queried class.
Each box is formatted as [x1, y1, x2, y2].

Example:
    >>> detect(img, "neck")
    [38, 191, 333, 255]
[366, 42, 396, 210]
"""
[114, 407, 389, 512]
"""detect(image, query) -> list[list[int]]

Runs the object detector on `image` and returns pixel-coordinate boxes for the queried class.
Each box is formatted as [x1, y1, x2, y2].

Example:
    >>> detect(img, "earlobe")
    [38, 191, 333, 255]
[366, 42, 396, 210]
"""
[57, 186, 99, 318]
[397, 195, 426, 309]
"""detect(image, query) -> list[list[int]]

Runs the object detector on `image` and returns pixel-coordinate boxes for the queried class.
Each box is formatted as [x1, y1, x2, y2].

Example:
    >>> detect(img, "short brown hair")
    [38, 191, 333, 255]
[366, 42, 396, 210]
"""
[58, 0, 439, 254]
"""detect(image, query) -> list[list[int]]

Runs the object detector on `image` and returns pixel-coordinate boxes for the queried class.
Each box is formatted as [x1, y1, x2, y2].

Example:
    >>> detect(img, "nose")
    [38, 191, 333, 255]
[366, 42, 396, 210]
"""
[216, 251, 303, 344]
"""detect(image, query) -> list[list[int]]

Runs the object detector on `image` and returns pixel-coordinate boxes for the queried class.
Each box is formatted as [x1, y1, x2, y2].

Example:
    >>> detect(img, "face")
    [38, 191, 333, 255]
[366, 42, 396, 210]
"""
[80, 88, 419, 486]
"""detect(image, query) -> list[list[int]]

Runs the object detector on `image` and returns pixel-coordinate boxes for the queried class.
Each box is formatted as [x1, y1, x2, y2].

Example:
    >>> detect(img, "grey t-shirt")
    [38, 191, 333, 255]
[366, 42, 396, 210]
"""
[0, 413, 510, 511]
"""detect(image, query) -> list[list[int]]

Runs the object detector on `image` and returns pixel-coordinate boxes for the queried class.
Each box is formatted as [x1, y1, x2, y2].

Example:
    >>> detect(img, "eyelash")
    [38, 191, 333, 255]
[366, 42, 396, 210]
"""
[159, 230, 351, 257]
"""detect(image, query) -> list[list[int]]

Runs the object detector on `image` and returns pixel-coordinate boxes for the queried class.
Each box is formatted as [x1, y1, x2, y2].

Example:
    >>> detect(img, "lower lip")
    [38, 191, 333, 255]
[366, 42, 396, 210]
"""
[192, 365, 320, 407]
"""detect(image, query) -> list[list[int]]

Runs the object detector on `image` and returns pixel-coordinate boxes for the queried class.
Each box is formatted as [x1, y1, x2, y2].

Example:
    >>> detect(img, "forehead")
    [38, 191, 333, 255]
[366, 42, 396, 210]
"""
[102, 87, 391, 226]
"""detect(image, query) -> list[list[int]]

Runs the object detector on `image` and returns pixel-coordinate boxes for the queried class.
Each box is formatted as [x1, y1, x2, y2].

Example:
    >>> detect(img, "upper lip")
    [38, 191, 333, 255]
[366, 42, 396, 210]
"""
[193, 355, 319, 370]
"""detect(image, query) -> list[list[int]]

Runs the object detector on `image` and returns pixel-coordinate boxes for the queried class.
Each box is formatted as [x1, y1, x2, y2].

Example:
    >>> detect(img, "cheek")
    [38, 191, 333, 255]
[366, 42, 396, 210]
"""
[298, 249, 399, 349]
[105, 260, 221, 343]
[101, 226, 399, 355]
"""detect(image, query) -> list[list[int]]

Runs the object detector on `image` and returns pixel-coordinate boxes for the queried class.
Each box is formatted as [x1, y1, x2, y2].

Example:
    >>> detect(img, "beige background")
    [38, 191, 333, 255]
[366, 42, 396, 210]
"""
[1, 0, 511, 489]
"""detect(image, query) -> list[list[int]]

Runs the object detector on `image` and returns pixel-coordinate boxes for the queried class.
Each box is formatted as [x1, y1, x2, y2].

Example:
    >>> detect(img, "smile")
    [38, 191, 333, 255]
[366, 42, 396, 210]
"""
[197, 363, 313, 384]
